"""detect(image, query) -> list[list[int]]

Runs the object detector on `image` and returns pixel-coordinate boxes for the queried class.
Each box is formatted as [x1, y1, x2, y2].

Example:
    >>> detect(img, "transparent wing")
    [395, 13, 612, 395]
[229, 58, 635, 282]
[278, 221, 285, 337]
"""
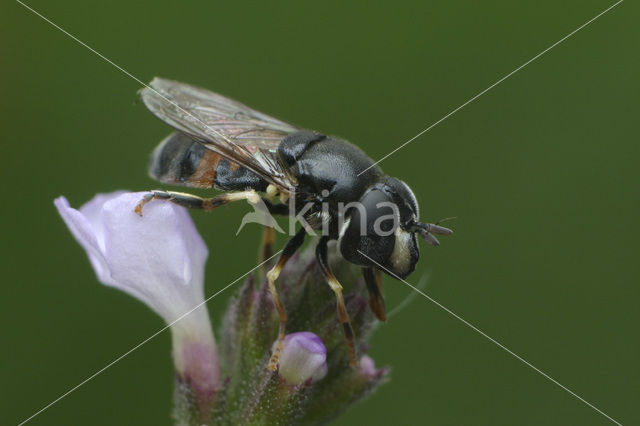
[141, 77, 299, 191]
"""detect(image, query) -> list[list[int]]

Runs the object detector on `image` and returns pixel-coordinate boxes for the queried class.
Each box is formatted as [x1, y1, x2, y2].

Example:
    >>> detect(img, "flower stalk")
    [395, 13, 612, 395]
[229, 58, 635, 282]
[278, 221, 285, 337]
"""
[171, 309, 219, 424]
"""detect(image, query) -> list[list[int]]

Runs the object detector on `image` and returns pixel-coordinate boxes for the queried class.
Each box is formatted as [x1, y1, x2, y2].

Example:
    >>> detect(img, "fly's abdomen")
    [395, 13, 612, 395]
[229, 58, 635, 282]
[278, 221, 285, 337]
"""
[149, 132, 267, 191]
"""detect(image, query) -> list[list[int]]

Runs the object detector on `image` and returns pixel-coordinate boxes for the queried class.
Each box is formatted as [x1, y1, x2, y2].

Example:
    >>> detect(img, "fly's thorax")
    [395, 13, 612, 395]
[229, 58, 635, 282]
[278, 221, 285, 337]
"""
[289, 135, 384, 204]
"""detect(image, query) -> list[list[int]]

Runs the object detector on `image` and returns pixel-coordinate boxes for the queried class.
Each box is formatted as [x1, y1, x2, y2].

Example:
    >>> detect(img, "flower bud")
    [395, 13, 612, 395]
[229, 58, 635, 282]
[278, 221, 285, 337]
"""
[276, 332, 328, 385]
[358, 355, 377, 377]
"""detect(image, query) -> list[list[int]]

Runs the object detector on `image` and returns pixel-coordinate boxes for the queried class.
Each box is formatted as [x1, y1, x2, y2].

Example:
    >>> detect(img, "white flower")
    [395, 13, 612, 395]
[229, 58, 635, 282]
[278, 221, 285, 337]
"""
[55, 191, 219, 396]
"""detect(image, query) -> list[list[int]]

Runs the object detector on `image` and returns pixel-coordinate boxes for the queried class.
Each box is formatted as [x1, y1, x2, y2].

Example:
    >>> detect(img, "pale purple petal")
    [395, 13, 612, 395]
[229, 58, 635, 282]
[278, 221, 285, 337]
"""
[56, 191, 219, 394]
[276, 332, 328, 385]
[99, 193, 208, 322]
[55, 191, 208, 324]
[78, 190, 128, 249]
[55, 196, 114, 285]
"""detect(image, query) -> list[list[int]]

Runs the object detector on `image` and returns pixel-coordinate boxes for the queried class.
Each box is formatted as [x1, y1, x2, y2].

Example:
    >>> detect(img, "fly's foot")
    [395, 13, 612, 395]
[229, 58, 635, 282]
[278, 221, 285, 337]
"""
[134, 192, 157, 216]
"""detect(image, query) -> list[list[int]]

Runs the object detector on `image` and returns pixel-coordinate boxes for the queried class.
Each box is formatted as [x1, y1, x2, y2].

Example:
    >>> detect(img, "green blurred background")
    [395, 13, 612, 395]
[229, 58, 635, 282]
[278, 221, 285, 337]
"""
[1, 1, 637, 424]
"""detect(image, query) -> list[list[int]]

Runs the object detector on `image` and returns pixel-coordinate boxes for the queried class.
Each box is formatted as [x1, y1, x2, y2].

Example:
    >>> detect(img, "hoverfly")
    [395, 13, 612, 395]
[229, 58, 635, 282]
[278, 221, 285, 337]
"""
[135, 78, 452, 369]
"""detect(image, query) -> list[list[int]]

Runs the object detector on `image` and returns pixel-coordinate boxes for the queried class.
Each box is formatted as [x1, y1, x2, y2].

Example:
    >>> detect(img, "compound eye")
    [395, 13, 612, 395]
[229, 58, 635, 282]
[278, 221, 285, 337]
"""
[352, 188, 398, 237]
[339, 189, 398, 266]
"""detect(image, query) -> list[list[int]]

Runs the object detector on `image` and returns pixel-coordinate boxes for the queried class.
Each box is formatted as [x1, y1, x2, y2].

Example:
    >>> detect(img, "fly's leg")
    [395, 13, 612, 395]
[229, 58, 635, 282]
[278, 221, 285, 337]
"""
[363, 267, 387, 321]
[134, 189, 261, 216]
[260, 226, 276, 266]
[267, 227, 307, 371]
[259, 197, 291, 273]
[316, 236, 358, 367]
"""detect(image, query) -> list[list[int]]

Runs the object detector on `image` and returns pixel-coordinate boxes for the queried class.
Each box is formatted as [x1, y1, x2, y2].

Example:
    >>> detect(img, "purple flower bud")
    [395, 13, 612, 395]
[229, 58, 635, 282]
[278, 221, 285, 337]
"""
[358, 355, 377, 377]
[276, 332, 328, 385]
[55, 192, 219, 395]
